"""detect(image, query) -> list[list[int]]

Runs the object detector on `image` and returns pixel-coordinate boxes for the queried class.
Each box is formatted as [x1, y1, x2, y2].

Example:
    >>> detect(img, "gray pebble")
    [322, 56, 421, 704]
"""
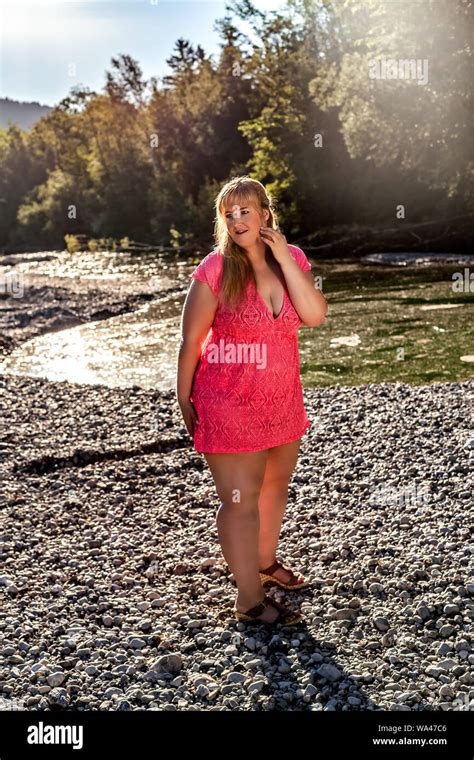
[151, 655, 182, 673]
[316, 663, 342, 682]
[439, 624, 456, 637]
[46, 672, 66, 687]
[227, 672, 246, 684]
[373, 617, 390, 632]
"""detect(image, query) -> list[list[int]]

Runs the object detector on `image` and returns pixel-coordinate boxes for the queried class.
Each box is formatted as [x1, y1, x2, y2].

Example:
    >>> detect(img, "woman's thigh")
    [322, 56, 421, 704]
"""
[262, 438, 302, 488]
[204, 450, 269, 507]
[203, 437, 302, 505]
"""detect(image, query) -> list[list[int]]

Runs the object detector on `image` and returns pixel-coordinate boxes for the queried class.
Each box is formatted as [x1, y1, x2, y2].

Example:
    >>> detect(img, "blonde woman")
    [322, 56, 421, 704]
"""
[177, 176, 328, 626]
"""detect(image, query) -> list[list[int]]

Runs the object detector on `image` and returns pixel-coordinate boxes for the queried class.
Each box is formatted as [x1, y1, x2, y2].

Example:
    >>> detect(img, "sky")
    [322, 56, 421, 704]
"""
[0, 0, 286, 107]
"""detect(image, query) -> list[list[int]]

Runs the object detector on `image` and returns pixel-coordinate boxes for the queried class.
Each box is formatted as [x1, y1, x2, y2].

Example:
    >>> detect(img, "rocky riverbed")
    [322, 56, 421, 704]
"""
[0, 277, 184, 361]
[1, 367, 473, 711]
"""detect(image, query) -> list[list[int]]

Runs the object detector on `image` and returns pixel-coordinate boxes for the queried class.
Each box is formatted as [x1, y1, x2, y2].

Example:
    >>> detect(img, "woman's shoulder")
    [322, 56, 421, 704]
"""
[287, 244, 312, 272]
[196, 248, 224, 269]
[190, 249, 224, 296]
[197, 249, 224, 276]
[205, 248, 224, 261]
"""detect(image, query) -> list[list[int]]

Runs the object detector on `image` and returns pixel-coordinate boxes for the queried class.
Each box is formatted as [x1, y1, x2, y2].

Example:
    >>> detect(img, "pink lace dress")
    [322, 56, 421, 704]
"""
[189, 244, 312, 453]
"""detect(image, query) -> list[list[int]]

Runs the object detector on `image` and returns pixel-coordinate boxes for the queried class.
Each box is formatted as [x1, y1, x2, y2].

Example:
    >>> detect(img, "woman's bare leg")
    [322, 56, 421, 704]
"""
[204, 449, 280, 622]
[257, 438, 302, 581]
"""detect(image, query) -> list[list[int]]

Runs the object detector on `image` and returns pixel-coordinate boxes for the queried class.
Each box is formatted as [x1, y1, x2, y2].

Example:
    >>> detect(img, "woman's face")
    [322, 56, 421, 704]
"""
[223, 198, 270, 247]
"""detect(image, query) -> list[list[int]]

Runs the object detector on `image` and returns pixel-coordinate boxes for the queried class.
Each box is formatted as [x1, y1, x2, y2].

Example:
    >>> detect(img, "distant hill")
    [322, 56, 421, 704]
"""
[0, 97, 52, 131]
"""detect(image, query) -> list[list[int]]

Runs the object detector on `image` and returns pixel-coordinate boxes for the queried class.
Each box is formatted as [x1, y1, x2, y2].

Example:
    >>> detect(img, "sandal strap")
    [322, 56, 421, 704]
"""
[260, 560, 303, 585]
[243, 598, 268, 618]
[264, 596, 286, 612]
[260, 560, 281, 575]
[243, 595, 292, 621]
[285, 569, 304, 585]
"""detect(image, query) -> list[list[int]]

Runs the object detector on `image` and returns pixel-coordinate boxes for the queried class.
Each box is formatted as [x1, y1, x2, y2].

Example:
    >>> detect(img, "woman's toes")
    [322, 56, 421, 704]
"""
[274, 567, 302, 585]
[260, 602, 279, 623]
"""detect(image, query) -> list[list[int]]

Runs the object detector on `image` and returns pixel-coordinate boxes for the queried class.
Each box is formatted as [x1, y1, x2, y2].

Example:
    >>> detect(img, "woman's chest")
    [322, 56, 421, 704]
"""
[253, 263, 287, 319]
[213, 280, 302, 333]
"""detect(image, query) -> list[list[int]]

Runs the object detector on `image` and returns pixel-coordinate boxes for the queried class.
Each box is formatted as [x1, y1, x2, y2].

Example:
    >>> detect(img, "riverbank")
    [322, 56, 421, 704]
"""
[0, 272, 185, 360]
[1, 371, 472, 711]
[2, 249, 473, 387]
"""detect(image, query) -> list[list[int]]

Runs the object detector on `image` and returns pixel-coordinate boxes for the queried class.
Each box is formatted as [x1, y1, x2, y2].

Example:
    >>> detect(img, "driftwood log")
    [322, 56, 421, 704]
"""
[292, 214, 474, 259]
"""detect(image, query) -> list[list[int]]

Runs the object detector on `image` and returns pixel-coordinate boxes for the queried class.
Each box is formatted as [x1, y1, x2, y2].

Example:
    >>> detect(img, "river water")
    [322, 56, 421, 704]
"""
[1, 249, 473, 389]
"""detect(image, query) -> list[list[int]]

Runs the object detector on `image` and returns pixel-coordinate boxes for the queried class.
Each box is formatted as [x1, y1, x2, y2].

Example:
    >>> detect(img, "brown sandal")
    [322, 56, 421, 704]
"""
[234, 594, 303, 626]
[259, 560, 311, 590]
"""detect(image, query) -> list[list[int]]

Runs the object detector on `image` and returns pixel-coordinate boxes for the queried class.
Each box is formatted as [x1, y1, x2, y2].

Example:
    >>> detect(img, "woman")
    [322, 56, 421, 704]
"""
[176, 176, 328, 626]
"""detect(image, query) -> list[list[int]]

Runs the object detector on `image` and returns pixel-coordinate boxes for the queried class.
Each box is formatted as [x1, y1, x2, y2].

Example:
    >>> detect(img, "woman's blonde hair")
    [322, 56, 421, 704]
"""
[214, 176, 279, 308]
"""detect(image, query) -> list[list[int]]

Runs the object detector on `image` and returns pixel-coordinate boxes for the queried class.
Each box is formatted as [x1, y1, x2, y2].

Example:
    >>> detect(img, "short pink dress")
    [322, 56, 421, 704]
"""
[189, 244, 312, 453]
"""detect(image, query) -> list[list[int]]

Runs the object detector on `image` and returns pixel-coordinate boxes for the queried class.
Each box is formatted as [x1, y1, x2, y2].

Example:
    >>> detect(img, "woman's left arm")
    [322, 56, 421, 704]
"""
[260, 226, 329, 327]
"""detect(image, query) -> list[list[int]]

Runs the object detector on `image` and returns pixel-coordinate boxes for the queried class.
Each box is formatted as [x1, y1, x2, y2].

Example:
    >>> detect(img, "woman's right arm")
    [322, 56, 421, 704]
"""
[176, 278, 218, 438]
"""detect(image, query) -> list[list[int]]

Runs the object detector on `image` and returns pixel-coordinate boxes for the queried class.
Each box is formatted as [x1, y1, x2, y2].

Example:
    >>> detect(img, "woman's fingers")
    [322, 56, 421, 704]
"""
[178, 399, 198, 438]
[185, 402, 199, 437]
[260, 227, 283, 243]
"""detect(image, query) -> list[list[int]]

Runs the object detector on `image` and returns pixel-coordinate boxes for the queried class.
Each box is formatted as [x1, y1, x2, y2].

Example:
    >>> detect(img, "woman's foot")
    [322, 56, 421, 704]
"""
[235, 594, 280, 623]
[234, 593, 302, 625]
[259, 559, 308, 588]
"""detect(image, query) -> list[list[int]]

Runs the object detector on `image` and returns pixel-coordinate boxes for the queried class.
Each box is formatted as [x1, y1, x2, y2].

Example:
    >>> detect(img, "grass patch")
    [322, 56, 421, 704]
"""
[300, 260, 473, 387]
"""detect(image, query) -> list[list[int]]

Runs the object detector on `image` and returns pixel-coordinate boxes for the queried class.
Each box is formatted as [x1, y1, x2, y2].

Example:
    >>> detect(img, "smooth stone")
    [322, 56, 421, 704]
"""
[437, 643, 451, 656]
[373, 617, 390, 632]
[129, 638, 147, 649]
[443, 604, 459, 616]
[335, 608, 357, 620]
[416, 605, 431, 621]
[316, 664, 342, 682]
[438, 658, 457, 670]
[369, 583, 384, 594]
[248, 681, 265, 694]
[46, 672, 66, 687]
[439, 685, 455, 698]
[439, 624, 456, 637]
[227, 672, 246, 684]
[151, 654, 182, 674]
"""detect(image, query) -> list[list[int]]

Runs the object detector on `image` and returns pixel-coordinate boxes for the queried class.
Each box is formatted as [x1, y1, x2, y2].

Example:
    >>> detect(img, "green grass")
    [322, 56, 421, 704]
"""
[299, 260, 474, 387]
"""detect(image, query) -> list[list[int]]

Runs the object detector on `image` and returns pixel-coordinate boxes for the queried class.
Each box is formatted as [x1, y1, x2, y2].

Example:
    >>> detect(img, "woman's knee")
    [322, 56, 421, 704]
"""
[213, 474, 263, 505]
[205, 454, 268, 511]
[260, 474, 291, 494]
[217, 489, 261, 516]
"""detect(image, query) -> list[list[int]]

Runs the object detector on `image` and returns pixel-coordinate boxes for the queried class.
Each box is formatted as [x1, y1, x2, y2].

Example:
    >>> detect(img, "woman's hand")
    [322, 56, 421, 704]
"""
[179, 398, 199, 438]
[259, 226, 292, 264]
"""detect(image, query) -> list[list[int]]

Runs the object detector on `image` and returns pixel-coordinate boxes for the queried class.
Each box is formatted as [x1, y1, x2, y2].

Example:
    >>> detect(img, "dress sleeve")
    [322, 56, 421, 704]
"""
[190, 251, 223, 297]
[288, 244, 312, 272]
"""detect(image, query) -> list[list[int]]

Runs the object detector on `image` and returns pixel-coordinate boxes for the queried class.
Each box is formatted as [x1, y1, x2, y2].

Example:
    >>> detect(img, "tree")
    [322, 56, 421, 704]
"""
[302, 0, 473, 204]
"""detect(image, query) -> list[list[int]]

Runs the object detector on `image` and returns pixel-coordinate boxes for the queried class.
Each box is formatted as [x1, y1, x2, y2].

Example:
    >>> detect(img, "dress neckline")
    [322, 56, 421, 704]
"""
[252, 281, 287, 320]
